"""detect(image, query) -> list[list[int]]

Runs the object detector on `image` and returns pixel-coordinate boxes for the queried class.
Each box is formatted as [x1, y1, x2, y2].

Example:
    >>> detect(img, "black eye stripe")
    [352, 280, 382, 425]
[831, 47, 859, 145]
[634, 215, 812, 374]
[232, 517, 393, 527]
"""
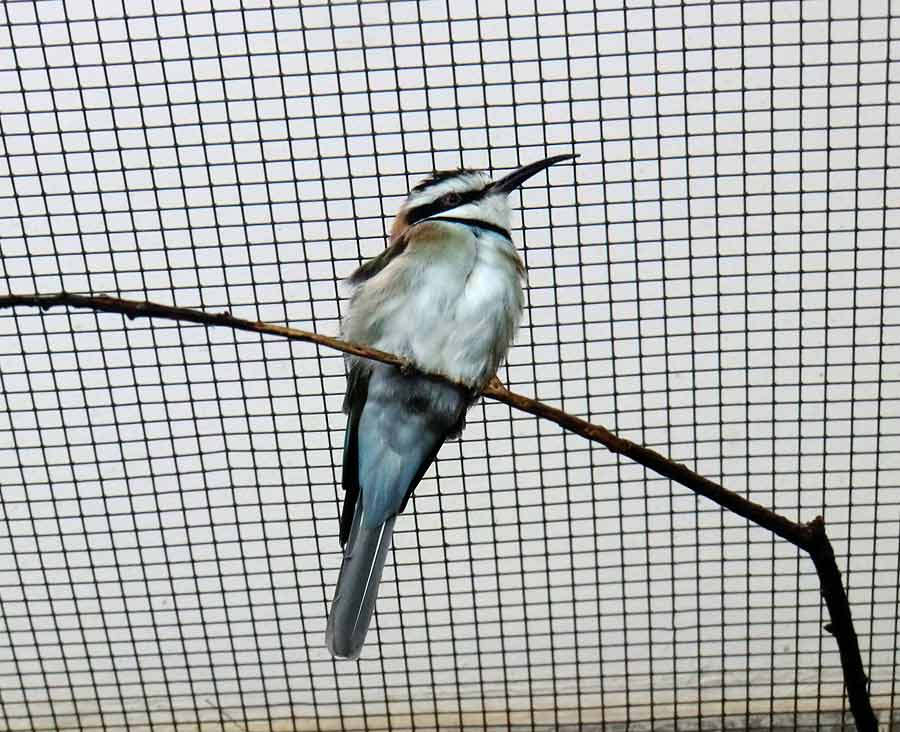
[406, 187, 486, 225]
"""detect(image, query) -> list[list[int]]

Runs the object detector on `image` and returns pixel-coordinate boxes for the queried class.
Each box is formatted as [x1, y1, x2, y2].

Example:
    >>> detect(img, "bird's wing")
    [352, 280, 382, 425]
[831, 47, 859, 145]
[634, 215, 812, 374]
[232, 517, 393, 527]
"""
[339, 362, 466, 545]
[339, 361, 367, 546]
[346, 234, 409, 285]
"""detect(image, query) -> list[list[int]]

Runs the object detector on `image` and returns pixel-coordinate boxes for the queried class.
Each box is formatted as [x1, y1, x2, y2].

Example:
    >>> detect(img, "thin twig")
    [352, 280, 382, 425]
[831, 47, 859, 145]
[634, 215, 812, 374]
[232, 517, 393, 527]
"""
[0, 291, 878, 731]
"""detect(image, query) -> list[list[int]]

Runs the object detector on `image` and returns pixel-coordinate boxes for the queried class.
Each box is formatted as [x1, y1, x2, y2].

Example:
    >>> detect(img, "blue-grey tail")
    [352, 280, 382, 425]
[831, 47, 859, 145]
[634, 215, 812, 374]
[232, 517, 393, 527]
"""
[326, 499, 396, 660]
[327, 362, 471, 659]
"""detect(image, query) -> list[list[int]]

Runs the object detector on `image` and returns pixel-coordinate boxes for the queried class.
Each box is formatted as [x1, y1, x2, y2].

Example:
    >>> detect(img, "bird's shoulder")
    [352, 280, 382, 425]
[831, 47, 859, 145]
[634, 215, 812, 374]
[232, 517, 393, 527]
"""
[347, 235, 408, 286]
[346, 222, 467, 286]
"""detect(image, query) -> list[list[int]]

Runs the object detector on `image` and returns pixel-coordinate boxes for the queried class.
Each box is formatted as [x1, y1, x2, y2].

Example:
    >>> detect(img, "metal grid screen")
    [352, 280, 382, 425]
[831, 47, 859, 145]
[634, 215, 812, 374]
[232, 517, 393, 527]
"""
[1, 1, 898, 730]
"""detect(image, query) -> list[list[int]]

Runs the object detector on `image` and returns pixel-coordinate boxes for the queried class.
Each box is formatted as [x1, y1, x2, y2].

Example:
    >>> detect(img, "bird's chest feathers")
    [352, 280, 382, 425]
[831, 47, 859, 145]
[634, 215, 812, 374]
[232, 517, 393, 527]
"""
[423, 233, 513, 317]
[352, 225, 523, 385]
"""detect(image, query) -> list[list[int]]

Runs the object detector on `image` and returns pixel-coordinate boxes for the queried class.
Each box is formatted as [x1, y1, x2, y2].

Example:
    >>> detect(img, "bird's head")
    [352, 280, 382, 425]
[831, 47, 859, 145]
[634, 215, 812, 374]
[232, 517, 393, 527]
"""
[391, 153, 577, 241]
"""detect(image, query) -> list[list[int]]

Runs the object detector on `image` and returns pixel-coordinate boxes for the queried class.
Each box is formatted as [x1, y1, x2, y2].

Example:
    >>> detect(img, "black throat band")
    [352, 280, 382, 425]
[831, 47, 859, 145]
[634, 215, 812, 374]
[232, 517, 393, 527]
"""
[423, 216, 511, 240]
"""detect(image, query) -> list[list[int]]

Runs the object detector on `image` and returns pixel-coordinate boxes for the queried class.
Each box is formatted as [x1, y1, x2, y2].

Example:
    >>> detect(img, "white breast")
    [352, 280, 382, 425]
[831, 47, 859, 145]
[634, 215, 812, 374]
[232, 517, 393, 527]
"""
[344, 222, 524, 387]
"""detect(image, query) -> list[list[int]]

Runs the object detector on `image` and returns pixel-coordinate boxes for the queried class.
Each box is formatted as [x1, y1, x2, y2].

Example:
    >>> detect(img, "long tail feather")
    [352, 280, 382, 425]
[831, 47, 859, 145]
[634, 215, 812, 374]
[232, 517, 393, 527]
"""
[326, 502, 397, 660]
[327, 364, 469, 659]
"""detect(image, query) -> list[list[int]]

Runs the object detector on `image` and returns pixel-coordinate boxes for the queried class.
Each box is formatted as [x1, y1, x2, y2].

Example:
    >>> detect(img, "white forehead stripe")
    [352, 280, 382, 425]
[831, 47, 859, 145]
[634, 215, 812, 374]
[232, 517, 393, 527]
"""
[405, 171, 492, 208]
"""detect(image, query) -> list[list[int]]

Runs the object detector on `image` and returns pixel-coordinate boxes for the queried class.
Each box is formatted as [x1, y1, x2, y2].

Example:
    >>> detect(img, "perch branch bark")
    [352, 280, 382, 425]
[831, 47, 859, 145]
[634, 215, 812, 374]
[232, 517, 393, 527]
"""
[0, 291, 878, 731]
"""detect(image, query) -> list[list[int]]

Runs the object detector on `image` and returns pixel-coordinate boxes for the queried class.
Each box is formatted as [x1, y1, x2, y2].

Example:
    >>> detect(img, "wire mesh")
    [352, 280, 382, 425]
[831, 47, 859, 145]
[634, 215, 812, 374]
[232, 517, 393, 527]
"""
[1, 1, 898, 730]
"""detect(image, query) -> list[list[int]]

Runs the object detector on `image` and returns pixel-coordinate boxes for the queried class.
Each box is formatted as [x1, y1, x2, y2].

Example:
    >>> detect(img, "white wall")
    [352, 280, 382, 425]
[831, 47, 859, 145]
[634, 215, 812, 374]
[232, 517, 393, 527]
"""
[0, 1, 898, 730]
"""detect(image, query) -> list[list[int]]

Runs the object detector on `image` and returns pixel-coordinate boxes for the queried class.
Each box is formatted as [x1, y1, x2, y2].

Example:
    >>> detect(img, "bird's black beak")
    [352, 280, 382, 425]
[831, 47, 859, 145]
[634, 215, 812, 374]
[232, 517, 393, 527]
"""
[491, 153, 578, 195]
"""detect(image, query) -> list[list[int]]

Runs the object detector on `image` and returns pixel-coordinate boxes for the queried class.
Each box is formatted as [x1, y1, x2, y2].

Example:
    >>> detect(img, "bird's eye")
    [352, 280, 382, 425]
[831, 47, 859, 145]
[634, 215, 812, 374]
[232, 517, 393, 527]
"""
[443, 192, 462, 206]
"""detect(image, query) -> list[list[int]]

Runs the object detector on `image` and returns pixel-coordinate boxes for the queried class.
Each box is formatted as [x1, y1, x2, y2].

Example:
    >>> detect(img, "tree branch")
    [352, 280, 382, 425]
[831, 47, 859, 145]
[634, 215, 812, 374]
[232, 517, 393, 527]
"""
[0, 291, 878, 730]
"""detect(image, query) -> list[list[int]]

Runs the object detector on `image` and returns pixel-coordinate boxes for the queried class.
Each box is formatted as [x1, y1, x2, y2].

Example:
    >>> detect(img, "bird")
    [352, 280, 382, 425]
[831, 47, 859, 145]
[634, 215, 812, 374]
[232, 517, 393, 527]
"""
[326, 153, 578, 659]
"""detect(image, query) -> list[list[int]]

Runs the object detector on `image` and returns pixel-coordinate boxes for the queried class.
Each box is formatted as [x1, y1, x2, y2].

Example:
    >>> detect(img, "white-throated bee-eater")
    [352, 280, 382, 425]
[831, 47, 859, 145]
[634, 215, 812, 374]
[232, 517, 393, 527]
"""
[327, 153, 578, 659]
